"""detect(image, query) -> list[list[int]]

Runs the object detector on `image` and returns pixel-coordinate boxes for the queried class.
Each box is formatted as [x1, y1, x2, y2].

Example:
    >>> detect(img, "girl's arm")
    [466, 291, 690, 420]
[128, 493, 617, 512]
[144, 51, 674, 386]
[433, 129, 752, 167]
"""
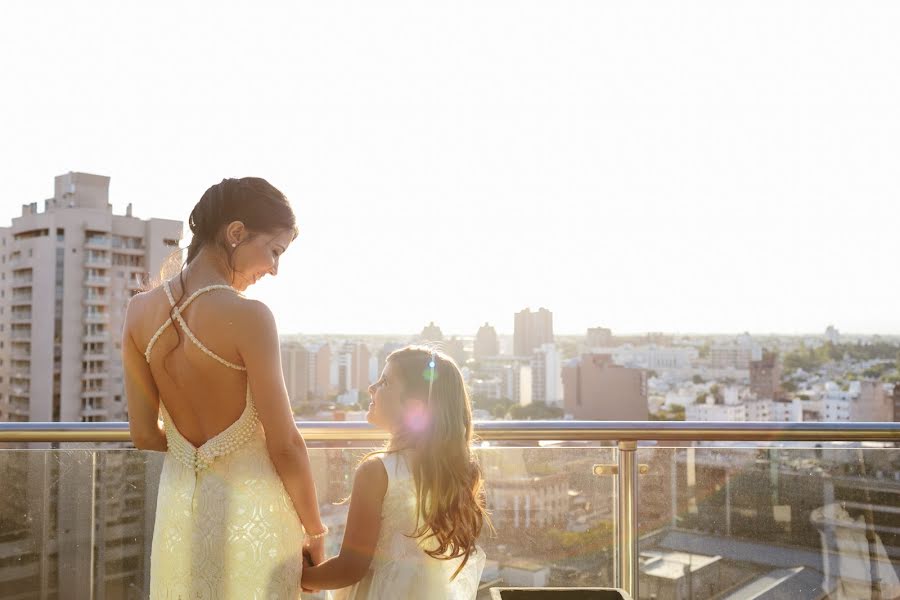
[239, 300, 327, 556]
[302, 457, 388, 590]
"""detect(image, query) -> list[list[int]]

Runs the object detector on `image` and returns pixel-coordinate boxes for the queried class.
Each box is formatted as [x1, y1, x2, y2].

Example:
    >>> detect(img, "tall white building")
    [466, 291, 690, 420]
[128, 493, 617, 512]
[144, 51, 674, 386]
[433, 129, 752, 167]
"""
[0, 173, 181, 597]
[530, 343, 563, 406]
[0, 172, 182, 423]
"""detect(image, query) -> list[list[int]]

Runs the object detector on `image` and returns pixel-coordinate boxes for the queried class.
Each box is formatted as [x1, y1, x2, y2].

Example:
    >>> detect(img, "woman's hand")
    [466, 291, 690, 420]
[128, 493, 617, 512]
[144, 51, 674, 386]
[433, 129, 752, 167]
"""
[304, 535, 326, 566]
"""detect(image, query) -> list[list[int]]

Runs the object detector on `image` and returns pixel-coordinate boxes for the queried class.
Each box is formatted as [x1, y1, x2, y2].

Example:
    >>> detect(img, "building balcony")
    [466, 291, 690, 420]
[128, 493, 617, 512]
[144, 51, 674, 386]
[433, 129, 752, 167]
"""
[10, 313, 32, 323]
[84, 236, 112, 250]
[82, 370, 110, 380]
[82, 351, 109, 361]
[80, 406, 109, 418]
[1, 401, 30, 417]
[84, 313, 110, 324]
[10, 351, 31, 360]
[84, 257, 113, 269]
[83, 294, 109, 306]
[80, 390, 108, 400]
[83, 333, 108, 344]
[84, 276, 111, 287]
[112, 245, 146, 256]
[10, 331, 31, 341]
[0, 421, 897, 600]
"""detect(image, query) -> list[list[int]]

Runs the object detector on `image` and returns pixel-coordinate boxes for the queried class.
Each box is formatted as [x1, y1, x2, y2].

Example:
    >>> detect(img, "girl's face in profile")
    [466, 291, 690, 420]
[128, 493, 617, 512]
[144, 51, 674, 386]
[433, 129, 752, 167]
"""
[231, 229, 295, 291]
[367, 362, 407, 431]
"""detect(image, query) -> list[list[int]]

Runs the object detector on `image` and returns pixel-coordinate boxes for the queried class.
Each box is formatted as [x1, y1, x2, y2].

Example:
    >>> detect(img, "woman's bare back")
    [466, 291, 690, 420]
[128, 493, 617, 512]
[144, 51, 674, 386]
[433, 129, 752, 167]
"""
[132, 278, 251, 448]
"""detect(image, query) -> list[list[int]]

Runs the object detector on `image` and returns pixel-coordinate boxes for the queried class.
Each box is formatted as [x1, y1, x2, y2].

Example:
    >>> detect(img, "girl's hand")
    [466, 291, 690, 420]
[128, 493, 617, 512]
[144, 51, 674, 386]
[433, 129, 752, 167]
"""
[301, 563, 320, 592]
[304, 535, 326, 566]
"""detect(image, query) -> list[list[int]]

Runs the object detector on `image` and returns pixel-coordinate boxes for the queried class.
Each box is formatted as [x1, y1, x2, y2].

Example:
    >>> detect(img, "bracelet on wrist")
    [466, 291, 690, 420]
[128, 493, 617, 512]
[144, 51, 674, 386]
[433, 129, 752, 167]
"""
[305, 526, 329, 542]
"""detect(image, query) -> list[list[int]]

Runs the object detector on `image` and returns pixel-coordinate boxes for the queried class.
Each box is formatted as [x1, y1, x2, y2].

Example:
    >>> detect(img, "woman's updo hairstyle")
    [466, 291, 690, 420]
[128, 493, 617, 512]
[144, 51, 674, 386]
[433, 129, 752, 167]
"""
[185, 177, 298, 266]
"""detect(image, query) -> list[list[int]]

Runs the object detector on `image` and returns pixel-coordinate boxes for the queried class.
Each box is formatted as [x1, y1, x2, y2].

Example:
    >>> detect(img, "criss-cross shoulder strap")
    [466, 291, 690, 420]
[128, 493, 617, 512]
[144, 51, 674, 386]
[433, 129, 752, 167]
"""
[143, 281, 247, 371]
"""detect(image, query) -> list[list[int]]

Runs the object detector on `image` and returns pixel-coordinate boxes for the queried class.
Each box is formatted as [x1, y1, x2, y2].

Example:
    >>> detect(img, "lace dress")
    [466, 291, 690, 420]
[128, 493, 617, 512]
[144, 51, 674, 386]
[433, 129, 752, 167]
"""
[332, 452, 485, 600]
[145, 282, 305, 599]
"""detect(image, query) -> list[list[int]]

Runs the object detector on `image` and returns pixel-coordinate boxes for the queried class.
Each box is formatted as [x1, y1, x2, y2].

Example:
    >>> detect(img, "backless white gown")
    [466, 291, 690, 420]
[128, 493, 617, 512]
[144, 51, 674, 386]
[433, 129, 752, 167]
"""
[145, 282, 305, 599]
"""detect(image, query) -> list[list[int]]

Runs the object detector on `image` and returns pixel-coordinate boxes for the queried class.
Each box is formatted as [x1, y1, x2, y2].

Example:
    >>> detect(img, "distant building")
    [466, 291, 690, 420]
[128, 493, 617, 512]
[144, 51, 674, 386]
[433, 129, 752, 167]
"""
[444, 336, 467, 366]
[852, 380, 892, 422]
[376, 341, 404, 375]
[500, 561, 551, 588]
[612, 345, 698, 371]
[586, 326, 613, 348]
[687, 397, 746, 422]
[480, 356, 532, 404]
[562, 354, 648, 420]
[0, 172, 181, 424]
[640, 550, 724, 600]
[280, 341, 331, 407]
[710, 334, 761, 370]
[0, 172, 181, 597]
[336, 342, 370, 394]
[825, 325, 840, 345]
[474, 322, 500, 359]
[893, 383, 900, 422]
[750, 351, 782, 400]
[420, 321, 443, 343]
[281, 342, 310, 405]
[513, 307, 553, 356]
[530, 343, 563, 406]
[485, 473, 568, 530]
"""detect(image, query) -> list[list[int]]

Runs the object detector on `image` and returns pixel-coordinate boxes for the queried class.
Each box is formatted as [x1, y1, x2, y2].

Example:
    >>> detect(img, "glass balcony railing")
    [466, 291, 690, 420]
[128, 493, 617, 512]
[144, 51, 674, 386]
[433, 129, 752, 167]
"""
[0, 422, 897, 600]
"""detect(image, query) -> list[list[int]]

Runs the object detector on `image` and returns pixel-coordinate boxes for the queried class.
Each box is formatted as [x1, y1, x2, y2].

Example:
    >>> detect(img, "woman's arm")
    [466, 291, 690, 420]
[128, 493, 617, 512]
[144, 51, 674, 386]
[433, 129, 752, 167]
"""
[238, 300, 326, 554]
[302, 457, 388, 591]
[122, 295, 167, 451]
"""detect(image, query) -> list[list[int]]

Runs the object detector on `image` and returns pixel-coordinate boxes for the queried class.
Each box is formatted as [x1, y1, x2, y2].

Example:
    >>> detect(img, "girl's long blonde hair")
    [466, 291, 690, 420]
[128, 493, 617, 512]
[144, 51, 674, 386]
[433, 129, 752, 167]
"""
[382, 345, 490, 578]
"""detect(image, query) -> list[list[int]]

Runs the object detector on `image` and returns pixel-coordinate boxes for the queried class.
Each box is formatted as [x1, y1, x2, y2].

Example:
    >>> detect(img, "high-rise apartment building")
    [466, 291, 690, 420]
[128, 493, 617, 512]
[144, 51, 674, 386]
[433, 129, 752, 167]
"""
[562, 353, 648, 420]
[0, 172, 181, 597]
[281, 341, 332, 407]
[474, 323, 500, 359]
[0, 172, 181, 424]
[281, 342, 310, 406]
[513, 307, 553, 357]
[336, 341, 370, 394]
[530, 343, 562, 406]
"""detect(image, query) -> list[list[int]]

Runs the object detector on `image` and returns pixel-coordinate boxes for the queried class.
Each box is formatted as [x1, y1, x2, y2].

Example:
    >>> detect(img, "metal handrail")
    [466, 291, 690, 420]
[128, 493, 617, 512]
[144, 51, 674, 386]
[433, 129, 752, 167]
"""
[2, 419, 897, 599]
[1, 419, 898, 443]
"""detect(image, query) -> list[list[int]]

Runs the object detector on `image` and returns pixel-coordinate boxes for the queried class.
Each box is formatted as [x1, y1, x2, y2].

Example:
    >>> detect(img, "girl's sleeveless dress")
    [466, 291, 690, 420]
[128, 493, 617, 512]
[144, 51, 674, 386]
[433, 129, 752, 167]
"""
[145, 282, 305, 599]
[333, 452, 485, 600]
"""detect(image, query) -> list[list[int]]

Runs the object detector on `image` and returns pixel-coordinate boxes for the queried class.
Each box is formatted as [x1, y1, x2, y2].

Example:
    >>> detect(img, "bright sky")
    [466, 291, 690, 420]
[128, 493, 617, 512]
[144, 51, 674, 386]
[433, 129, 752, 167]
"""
[2, 1, 898, 336]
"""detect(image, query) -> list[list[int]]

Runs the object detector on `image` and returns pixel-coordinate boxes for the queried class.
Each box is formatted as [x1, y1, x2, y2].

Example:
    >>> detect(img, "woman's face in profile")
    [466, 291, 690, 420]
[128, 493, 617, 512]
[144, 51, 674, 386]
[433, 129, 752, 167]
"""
[231, 229, 295, 291]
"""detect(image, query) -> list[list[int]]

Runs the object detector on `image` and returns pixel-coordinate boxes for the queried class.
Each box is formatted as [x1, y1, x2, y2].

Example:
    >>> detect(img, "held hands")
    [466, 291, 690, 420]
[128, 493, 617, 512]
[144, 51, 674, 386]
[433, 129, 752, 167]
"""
[304, 535, 326, 567]
[300, 530, 327, 592]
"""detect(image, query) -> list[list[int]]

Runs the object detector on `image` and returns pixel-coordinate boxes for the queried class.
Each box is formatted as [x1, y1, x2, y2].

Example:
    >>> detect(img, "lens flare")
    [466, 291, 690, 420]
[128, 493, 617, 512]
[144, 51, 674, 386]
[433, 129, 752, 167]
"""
[422, 367, 438, 383]
[403, 403, 430, 433]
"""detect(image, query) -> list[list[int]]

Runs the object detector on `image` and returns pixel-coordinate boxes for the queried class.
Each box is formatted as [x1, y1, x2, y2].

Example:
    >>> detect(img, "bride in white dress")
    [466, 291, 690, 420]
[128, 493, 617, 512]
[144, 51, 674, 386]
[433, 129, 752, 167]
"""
[122, 178, 327, 599]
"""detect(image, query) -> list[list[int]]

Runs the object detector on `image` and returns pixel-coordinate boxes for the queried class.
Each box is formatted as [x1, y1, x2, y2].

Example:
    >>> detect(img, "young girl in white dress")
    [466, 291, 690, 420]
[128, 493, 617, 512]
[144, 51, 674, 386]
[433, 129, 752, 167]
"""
[302, 346, 489, 599]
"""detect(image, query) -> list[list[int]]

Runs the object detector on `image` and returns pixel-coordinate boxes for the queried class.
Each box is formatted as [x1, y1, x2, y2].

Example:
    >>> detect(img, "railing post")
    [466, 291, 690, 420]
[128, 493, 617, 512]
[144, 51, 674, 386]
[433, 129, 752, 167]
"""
[616, 440, 639, 599]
